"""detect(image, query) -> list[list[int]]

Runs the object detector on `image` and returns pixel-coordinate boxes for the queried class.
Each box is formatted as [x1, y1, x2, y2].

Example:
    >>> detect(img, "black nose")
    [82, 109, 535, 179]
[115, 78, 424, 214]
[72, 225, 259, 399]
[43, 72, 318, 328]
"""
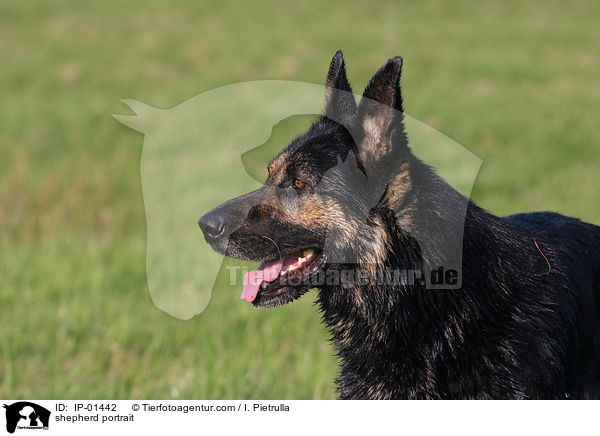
[198, 211, 226, 241]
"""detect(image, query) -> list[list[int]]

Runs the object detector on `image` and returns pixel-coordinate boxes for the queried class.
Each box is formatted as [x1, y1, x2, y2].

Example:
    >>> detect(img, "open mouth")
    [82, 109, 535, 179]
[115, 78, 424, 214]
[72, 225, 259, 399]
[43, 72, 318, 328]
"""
[241, 249, 325, 306]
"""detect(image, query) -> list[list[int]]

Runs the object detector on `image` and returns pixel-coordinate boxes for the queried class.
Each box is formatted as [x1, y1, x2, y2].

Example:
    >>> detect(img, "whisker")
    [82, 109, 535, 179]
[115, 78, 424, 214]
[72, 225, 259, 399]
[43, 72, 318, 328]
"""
[261, 235, 282, 262]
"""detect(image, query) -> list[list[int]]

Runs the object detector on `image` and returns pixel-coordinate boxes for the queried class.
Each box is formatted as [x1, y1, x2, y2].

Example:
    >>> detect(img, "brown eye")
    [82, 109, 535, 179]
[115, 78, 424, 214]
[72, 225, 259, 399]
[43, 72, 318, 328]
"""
[293, 179, 308, 190]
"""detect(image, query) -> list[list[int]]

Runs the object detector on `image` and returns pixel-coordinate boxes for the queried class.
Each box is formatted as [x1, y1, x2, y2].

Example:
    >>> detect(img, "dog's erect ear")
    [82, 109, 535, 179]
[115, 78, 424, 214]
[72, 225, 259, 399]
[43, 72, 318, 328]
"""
[358, 57, 405, 158]
[324, 50, 357, 123]
[360, 56, 403, 111]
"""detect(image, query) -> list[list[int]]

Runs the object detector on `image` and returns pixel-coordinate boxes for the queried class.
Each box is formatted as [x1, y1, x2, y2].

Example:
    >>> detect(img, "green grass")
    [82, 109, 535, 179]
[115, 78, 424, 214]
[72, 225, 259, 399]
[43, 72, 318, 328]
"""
[1, 0, 599, 399]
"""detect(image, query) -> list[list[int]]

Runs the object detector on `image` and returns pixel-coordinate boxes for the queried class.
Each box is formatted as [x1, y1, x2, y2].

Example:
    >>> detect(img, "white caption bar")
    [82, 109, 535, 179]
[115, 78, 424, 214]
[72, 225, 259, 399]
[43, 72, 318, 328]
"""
[0, 400, 597, 435]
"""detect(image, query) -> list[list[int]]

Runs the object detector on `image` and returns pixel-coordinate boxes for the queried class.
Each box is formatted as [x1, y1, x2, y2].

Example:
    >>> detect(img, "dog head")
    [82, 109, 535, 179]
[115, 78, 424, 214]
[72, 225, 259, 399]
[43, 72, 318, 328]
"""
[199, 51, 414, 307]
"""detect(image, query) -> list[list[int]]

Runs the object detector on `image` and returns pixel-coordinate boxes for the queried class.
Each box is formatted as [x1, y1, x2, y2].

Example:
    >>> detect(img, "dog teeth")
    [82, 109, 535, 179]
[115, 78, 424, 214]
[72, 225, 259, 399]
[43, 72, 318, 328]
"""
[277, 250, 316, 277]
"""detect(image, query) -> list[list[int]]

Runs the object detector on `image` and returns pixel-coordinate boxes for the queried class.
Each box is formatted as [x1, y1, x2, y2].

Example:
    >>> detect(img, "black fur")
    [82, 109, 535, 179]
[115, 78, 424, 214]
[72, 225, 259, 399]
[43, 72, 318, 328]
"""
[321, 176, 600, 399]
[199, 51, 600, 399]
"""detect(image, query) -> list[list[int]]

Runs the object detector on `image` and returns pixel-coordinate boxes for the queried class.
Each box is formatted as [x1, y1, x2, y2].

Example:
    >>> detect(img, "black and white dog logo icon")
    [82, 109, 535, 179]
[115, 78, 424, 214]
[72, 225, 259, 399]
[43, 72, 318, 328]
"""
[3, 402, 50, 433]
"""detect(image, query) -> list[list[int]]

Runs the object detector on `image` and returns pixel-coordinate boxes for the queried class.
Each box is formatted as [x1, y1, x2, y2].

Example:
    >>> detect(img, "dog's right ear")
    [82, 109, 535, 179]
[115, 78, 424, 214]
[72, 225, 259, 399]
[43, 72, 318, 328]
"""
[357, 56, 405, 160]
[324, 50, 357, 124]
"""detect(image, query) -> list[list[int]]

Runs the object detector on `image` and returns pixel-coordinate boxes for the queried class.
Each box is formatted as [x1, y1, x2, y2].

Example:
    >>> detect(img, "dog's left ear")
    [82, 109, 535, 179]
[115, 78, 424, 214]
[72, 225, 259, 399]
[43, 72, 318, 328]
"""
[358, 57, 405, 158]
[324, 50, 358, 123]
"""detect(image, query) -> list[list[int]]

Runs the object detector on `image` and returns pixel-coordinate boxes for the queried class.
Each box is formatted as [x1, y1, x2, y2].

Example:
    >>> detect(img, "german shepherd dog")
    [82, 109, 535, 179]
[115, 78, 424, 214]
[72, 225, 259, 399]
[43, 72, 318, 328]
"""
[199, 51, 600, 399]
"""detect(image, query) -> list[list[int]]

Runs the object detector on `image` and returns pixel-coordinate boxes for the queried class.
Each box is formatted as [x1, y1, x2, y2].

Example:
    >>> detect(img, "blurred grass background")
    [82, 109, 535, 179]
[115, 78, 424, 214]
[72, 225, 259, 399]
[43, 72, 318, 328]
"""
[1, 0, 599, 399]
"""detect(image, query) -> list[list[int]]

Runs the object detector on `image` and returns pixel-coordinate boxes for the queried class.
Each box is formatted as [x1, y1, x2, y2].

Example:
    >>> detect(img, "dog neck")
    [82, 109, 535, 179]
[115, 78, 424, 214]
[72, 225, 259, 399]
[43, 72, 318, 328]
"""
[316, 157, 511, 399]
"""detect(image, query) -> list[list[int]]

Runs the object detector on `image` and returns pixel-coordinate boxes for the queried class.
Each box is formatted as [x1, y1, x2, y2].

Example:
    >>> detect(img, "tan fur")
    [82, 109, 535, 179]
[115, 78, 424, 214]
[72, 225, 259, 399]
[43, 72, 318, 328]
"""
[361, 112, 393, 159]
[267, 151, 291, 186]
[386, 162, 411, 208]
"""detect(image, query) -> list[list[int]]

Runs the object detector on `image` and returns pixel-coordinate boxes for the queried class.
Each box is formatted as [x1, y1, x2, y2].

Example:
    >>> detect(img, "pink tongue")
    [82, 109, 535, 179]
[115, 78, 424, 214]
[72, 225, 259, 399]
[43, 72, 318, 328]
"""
[241, 257, 284, 303]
